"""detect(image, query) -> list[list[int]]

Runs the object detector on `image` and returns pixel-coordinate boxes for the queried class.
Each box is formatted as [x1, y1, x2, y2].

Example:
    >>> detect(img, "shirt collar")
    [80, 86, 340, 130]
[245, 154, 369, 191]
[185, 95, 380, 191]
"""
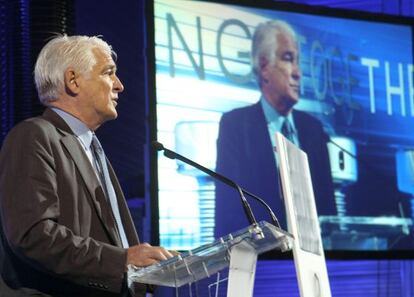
[51, 107, 94, 149]
[260, 96, 295, 132]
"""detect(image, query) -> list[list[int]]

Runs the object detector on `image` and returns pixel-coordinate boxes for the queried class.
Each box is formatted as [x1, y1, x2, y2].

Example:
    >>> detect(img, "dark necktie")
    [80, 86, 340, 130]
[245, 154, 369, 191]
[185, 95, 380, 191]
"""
[91, 134, 129, 248]
[281, 119, 295, 144]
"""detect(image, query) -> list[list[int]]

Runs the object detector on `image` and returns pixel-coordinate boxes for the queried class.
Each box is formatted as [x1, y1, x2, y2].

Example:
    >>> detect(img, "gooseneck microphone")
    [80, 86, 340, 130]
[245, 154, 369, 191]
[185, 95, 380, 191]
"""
[152, 141, 280, 229]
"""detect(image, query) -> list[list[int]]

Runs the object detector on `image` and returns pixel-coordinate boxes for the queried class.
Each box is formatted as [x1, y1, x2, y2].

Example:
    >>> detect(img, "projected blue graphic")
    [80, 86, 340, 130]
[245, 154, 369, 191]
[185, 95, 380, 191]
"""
[153, 0, 414, 251]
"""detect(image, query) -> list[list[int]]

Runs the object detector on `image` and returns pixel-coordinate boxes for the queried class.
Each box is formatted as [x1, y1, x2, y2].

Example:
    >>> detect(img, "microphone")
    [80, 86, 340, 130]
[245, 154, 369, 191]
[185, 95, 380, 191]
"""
[152, 141, 280, 230]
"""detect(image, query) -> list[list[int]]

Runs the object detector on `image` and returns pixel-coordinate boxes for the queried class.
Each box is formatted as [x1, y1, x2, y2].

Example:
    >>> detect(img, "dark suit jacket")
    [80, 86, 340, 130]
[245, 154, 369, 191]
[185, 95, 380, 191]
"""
[215, 102, 336, 237]
[0, 109, 146, 297]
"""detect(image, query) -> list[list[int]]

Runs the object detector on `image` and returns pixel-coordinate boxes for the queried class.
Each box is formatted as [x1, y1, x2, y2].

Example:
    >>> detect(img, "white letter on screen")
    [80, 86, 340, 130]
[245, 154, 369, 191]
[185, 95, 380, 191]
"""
[385, 62, 405, 116]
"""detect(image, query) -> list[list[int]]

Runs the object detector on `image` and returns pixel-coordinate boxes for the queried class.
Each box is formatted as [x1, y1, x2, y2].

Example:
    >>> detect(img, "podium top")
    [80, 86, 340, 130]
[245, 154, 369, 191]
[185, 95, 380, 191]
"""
[128, 221, 293, 287]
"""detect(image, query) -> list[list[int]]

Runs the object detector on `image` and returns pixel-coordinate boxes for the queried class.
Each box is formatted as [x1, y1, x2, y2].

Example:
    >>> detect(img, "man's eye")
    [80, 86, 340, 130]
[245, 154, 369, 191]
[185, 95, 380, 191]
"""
[282, 53, 294, 62]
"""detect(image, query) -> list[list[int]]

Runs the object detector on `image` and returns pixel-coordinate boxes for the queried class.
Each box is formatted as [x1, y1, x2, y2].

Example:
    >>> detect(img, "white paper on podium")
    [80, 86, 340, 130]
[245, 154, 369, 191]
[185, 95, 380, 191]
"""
[275, 132, 332, 297]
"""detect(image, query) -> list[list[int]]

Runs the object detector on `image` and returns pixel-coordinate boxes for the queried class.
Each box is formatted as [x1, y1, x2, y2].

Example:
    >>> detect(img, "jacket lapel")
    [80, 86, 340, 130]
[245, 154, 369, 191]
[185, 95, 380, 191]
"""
[42, 109, 122, 246]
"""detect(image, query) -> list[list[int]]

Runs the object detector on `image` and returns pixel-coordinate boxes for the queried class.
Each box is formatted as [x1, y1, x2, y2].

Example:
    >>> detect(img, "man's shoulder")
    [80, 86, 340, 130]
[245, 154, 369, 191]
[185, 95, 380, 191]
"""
[2, 115, 59, 148]
[293, 109, 323, 127]
[221, 102, 261, 120]
[12, 115, 56, 135]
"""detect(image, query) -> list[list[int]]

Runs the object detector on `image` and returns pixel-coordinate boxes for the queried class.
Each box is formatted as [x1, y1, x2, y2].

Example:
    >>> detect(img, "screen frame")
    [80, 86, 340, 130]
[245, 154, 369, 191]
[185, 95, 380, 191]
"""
[145, 0, 414, 259]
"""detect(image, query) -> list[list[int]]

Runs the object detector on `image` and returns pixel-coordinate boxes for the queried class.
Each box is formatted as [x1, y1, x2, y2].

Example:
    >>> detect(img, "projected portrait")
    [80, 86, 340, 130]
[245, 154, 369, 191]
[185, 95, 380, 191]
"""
[214, 20, 336, 238]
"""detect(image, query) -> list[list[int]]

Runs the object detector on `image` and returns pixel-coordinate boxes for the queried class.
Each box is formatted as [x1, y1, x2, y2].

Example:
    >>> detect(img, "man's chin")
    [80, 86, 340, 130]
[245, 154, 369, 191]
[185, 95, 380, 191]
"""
[287, 95, 299, 106]
[104, 110, 118, 121]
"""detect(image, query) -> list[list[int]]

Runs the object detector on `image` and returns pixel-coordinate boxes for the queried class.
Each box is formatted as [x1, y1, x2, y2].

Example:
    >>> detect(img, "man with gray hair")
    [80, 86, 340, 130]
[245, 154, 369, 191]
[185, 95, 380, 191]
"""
[215, 21, 336, 237]
[0, 35, 172, 297]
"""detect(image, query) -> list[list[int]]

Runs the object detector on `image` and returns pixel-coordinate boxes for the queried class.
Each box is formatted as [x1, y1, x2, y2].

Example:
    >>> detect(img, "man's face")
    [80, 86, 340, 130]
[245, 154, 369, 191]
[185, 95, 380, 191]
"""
[260, 30, 300, 114]
[78, 48, 124, 128]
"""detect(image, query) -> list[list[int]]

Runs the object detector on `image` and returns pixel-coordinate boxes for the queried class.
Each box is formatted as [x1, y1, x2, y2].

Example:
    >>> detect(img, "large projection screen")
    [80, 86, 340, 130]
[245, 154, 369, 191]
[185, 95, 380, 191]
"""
[148, 0, 414, 256]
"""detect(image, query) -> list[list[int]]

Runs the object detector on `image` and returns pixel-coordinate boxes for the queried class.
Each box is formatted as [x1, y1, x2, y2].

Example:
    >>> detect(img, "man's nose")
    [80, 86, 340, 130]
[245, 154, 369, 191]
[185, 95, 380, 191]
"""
[292, 64, 301, 81]
[114, 75, 124, 93]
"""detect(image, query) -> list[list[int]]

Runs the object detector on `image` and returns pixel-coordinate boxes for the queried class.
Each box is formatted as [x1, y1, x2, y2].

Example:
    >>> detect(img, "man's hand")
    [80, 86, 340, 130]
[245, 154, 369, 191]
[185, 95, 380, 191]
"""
[126, 243, 174, 267]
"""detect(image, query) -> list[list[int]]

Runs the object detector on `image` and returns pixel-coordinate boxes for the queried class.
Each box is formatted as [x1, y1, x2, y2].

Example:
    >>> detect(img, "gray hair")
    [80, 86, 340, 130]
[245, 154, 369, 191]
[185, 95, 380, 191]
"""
[251, 20, 297, 86]
[34, 35, 115, 104]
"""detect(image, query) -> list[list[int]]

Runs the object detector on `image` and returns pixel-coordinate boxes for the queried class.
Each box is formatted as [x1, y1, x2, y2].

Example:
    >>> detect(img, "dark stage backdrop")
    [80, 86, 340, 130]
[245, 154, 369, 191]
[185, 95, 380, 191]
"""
[0, 0, 75, 143]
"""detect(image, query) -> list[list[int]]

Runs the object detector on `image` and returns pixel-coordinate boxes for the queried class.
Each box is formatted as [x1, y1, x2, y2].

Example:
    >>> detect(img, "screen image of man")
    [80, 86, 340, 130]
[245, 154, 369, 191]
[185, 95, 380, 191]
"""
[215, 20, 336, 237]
[0, 35, 173, 297]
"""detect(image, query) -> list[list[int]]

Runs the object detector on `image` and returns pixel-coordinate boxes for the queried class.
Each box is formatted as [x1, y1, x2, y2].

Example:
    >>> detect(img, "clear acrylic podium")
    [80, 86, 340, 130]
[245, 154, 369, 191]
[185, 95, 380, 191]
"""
[129, 221, 293, 297]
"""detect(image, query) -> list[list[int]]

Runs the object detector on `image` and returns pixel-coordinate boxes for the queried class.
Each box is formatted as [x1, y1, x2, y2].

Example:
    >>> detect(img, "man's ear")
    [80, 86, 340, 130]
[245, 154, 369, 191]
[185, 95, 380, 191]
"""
[64, 69, 80, 95]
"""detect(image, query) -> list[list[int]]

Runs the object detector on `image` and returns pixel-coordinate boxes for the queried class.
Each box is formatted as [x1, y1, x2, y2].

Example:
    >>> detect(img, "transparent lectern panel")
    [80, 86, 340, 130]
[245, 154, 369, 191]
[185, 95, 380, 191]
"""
[128, 221, 293, 287]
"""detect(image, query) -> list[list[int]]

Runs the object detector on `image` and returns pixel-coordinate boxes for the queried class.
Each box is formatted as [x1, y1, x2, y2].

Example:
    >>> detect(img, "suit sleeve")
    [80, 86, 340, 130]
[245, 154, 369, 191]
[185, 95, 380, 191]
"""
[0, 121, 127, 293]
